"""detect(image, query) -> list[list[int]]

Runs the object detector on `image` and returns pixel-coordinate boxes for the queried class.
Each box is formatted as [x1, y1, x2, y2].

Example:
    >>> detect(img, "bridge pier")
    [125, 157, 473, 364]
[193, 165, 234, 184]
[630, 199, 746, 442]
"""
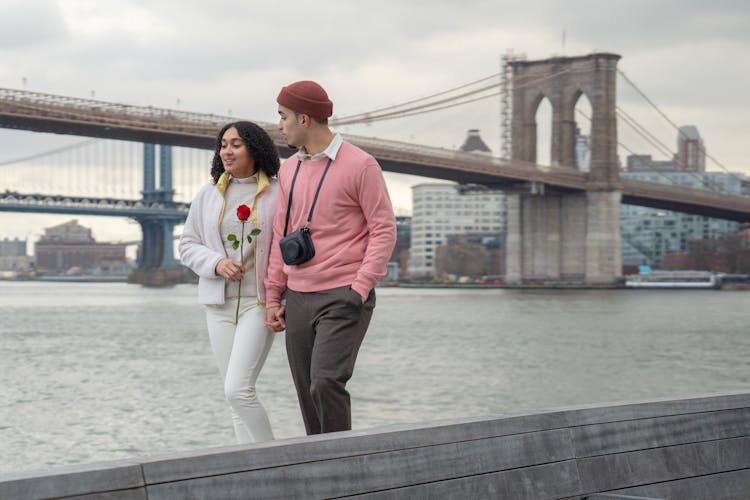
[505, 188, 621, 285]
[585, 189, 622, 283]
[127, 144, 187, 286]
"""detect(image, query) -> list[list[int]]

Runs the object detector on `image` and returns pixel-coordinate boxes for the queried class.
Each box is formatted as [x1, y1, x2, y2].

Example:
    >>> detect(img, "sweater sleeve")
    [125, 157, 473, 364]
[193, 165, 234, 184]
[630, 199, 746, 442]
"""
[263, 179, 289, 308]
[178, 188, 225, 279]
[351, 158, 397, 300]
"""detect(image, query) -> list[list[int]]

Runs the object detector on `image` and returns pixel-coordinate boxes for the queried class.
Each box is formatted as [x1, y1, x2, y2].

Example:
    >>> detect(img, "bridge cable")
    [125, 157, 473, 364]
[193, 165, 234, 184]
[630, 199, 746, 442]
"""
[617, 69, 733, 175]
[0, 138, 100, 167]
[616, 107, 675, 159]
[331, 72, 501, 124]
[332, 82, 501, 126]
[332, 67, 578, 126]
[576, 109, 726, 193]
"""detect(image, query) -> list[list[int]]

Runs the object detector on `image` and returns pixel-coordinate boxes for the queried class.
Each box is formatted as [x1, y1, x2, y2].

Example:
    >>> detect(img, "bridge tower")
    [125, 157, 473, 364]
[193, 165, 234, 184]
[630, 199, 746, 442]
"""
[128, 144, 185, 286]
[505, 52, 622, 284]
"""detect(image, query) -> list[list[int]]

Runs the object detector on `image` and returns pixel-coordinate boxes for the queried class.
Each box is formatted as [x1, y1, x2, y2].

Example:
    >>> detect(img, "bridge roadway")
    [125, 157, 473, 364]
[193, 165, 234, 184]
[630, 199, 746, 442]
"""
[0, 191, 189, 220]
[2, 87, 750, 222]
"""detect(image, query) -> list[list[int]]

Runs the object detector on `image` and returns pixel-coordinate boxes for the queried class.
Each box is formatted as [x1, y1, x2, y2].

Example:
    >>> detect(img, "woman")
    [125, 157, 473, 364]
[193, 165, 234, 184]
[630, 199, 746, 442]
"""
[179, 121, 280, 443]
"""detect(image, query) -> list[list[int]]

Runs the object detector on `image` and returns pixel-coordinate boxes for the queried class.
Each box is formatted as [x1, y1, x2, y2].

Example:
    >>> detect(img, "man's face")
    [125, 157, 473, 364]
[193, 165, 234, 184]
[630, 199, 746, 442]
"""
[277, 105, 305, 148]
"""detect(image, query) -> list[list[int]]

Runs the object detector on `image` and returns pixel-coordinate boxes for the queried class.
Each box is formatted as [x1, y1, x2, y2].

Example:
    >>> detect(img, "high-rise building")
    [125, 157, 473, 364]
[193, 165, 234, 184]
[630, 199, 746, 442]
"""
[408, 184, 505, 277]
[677, 125, 705, 172]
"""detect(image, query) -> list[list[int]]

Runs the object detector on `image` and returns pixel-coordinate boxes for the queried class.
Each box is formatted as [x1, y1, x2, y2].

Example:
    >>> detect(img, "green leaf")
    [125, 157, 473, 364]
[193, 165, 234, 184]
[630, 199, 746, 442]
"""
[250, 228, 261, 236]
[247, 235, 253, 244]
[227, 234, 237, 241]
[232, 241, 239, 250]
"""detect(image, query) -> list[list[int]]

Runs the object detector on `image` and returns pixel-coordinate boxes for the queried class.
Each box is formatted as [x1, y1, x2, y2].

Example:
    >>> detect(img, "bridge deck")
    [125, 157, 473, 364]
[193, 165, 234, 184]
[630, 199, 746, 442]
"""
[2, 87, 750, 222]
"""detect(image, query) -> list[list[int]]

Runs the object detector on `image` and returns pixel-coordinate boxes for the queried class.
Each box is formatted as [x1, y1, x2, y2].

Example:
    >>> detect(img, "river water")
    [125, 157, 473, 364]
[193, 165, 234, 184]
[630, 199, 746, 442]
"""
[1, 281, 749, 474]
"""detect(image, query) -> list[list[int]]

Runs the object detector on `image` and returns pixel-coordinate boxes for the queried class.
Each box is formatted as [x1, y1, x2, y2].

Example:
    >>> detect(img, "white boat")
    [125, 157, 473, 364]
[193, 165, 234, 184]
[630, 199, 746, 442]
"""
[625, 271, 721, 289]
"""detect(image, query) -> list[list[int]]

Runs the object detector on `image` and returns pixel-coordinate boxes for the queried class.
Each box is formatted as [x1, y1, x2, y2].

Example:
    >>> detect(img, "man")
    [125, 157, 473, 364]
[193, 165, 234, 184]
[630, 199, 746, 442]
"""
[264, 80, 396, 435]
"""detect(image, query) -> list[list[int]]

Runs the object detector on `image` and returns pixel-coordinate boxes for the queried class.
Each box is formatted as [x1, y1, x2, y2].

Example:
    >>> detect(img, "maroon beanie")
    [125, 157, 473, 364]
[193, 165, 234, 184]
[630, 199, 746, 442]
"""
[276, 80, 333, 118]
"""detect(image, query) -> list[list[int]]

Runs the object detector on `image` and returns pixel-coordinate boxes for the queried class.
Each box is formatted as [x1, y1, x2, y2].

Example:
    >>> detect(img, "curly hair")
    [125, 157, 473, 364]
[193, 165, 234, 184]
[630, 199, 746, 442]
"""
[210, 121, 280, 183]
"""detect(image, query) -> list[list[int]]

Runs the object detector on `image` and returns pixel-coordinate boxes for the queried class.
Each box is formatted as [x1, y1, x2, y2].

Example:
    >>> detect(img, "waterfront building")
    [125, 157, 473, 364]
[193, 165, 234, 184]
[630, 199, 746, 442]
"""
[408, 184, 505, 277]
[621, 166, 740, 267]
[625, 154, 678, 172]
[0, 237, 26, 257]
[577, 123, 735, 268]
[34, 220, 128, 274]
[388, 215, 411, 279]
[0, 237, 32, 274]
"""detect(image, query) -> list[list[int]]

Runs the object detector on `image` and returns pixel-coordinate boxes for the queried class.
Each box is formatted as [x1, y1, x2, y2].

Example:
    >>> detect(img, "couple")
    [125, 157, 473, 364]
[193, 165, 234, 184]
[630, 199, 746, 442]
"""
[179, 80, 397, 443]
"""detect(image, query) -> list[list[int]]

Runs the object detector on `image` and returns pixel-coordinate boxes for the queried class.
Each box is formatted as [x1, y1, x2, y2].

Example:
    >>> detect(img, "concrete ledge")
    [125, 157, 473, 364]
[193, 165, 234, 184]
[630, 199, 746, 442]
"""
[0, 460, 145, 499]
[3, 391, 750, 499]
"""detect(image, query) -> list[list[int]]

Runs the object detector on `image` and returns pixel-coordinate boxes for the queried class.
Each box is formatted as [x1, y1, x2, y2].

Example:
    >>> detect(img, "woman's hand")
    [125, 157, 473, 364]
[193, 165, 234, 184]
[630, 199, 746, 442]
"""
[215, 258, 245, 282]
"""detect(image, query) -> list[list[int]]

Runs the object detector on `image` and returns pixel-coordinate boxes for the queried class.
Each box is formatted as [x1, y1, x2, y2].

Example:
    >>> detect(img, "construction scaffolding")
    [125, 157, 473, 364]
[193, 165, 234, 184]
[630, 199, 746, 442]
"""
[500, 50, 526, 159]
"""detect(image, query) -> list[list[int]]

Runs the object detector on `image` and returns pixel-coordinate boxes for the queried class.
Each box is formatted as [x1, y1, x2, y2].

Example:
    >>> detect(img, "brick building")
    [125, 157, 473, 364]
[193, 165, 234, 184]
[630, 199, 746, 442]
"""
[34, 220, 127, 274]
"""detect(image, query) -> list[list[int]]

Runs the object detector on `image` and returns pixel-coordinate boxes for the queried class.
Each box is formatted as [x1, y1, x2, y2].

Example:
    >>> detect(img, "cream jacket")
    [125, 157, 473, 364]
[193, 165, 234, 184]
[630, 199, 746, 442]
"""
[179, 171, 279, 305]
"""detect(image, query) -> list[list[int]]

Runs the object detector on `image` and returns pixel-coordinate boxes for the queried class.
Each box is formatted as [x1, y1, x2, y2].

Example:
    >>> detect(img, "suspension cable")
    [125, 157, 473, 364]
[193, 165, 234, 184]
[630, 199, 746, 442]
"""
[0, 138, 100, 166]
[618, 69, 732, 174]
[332, 67, 578, 127]
[332, 72, 501, 123]
[332, 82, 500, 126]
[616, 108, 674, 159]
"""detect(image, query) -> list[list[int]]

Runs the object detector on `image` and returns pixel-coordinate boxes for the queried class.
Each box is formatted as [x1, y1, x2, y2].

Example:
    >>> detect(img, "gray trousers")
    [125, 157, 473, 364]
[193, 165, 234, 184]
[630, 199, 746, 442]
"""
[285, 285, 375, 435]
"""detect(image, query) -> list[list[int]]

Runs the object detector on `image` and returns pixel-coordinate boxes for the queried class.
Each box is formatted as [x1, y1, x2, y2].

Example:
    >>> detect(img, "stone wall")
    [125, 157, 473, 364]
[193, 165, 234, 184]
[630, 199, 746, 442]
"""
[2, 392, 750, 499]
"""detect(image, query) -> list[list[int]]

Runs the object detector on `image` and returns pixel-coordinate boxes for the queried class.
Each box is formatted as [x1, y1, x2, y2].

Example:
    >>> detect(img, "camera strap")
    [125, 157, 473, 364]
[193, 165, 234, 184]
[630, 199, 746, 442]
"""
[283, 157, 333, 237]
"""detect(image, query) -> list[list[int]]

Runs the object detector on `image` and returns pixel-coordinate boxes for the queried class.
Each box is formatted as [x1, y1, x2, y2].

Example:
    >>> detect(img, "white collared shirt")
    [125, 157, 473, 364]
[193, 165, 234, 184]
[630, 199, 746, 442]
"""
[296, 133, 344, 162]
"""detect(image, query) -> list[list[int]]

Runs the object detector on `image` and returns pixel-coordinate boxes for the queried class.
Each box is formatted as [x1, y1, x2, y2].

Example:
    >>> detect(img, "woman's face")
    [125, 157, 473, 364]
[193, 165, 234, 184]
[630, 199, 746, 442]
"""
[220, 127, 255, 178]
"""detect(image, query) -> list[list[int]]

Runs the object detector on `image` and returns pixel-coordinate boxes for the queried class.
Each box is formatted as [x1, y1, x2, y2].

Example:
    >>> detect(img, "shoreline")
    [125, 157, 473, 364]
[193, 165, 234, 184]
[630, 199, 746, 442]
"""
[3, 277, 748, 290]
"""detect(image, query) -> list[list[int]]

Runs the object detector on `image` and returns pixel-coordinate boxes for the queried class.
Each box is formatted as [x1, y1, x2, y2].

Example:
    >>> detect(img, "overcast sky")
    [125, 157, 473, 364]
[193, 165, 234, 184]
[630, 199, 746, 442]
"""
[1, 0, 749, 245]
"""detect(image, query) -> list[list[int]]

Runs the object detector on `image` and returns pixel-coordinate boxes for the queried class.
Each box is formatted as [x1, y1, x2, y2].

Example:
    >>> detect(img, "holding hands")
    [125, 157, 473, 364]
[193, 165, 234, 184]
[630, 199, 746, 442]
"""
[265, 306, 286, 332]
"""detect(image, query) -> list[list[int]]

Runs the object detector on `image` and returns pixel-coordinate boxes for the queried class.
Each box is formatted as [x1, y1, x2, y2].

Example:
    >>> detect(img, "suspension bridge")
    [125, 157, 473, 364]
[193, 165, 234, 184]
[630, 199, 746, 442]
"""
[0, 52, 748, 284]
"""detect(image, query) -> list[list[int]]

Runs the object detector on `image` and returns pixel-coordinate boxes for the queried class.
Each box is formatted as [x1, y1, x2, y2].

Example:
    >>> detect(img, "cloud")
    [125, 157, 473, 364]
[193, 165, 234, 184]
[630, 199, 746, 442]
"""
[0, 1, 66, 49]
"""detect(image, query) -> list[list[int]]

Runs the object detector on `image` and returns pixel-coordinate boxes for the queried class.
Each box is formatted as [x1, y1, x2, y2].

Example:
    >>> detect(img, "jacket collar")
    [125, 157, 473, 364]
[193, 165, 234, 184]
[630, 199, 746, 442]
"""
[216, 170, 270, 225]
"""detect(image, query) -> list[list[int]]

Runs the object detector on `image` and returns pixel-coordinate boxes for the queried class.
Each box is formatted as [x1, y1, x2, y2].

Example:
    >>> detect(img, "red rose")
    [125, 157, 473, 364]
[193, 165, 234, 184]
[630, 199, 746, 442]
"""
[226, 203, 260, 325]
[236, 204, 251, 221]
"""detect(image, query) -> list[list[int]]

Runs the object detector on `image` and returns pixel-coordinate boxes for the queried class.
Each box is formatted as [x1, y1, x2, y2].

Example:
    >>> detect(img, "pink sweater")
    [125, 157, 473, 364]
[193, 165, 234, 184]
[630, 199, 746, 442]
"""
[264, 141, 396, 307]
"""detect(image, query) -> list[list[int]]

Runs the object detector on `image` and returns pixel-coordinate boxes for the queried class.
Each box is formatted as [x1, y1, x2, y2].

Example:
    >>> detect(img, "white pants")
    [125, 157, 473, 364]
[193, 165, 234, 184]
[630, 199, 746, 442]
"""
[205, 300, 275, 443]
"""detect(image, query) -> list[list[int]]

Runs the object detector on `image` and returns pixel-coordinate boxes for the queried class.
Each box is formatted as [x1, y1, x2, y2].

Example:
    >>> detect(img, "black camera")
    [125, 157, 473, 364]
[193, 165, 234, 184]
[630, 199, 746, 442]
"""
[279, 227, 315, 265]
